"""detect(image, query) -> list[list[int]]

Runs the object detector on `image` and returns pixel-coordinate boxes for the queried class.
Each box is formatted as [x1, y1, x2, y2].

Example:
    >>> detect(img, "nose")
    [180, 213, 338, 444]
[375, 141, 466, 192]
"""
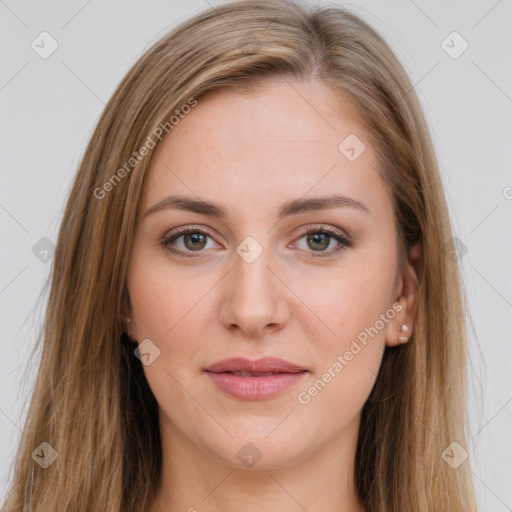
[217, 244, 291, 339]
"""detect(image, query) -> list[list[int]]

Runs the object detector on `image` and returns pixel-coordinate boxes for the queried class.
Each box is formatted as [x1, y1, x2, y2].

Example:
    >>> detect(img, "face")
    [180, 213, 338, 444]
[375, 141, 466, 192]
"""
[126, 78, 411, 469]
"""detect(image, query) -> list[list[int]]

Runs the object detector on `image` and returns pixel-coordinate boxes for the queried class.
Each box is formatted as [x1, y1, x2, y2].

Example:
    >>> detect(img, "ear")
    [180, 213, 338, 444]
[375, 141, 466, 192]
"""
[385, 241, 421, 347]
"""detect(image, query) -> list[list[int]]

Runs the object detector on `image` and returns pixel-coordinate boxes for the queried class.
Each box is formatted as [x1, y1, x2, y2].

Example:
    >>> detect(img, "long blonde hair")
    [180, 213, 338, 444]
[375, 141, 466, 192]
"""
[2, 1, 478, 510]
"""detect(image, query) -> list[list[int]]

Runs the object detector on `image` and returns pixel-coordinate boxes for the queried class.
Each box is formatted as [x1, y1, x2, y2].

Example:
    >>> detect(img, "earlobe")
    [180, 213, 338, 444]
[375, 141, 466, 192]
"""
[121, 313, 137, 341]
[121, 290, 137, 339]
[385, 297, 413, 347]
[397, 323, 409, 344]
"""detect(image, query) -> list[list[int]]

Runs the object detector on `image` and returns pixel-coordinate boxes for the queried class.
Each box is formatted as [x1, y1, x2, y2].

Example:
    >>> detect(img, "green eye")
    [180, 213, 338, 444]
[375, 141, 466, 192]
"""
[162, 228, 213, 255]
[294, 228, 351, 258]
[306, 232, 332, 251]
[181, 232, 208, 251]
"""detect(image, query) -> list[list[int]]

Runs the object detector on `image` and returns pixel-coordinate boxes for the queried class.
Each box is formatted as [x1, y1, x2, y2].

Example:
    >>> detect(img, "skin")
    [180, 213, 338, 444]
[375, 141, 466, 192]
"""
[125, 78, 420, 512]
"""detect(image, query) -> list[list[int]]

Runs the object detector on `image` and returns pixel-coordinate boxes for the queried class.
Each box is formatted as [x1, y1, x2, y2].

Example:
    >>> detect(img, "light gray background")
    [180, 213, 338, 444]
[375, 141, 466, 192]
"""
[1, 0, 511, 509]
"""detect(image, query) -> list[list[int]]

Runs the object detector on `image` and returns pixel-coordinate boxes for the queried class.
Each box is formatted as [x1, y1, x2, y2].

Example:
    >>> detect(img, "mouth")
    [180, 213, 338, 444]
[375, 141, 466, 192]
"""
[204, 357, 309, 400]
[220, 371, 289, 377]
[204, 356, 307, 374]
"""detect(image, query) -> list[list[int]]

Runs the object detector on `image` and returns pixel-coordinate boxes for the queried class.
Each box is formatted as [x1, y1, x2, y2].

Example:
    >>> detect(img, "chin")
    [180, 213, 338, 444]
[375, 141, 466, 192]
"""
[203, 430, 315, 471]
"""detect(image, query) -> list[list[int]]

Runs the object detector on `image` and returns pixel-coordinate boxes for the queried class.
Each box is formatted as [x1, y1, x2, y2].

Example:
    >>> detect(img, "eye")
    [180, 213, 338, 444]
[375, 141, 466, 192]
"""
[161, 227, 217, 257]
[160, 225, 352, 258]
[293, 226, 352, 258]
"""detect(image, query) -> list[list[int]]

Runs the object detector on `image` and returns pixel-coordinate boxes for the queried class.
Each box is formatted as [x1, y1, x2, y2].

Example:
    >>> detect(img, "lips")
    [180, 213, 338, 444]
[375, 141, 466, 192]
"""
[227, 371, 277, 377]
[204, 357, 308, 400]
[204, 356, 307, 374]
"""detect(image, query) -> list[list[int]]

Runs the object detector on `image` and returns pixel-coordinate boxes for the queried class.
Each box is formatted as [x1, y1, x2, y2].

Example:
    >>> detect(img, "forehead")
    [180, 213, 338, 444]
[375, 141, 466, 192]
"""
[140, 79, 388, 219]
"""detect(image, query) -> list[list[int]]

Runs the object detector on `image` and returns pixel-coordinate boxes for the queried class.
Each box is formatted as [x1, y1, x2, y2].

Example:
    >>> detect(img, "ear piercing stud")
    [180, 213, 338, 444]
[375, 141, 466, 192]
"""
[398, 324, 409, 344]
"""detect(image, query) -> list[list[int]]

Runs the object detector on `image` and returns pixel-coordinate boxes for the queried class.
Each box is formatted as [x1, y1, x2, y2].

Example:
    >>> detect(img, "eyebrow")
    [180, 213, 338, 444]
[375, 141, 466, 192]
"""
[144, 193, 370, 220]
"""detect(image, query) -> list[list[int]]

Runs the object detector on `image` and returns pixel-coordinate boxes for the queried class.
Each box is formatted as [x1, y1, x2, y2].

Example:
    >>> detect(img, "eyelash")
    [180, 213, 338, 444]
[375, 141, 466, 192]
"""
[160, 225, 352, 259]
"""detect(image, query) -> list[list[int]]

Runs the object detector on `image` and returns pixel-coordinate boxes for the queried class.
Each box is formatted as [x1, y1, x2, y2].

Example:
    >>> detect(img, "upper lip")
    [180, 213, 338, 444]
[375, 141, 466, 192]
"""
[204, 357, 307, 373]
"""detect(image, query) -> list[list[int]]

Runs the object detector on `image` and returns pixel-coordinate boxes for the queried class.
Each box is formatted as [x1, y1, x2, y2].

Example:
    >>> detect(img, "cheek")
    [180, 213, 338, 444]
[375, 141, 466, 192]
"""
[126, 256, 210, 417]
[127, 251, 215, 340]
[291, 254, 395, 342]
[294, 276, 389, 422]
[291, 257, 394, 408]
[126, 254, 219, 406]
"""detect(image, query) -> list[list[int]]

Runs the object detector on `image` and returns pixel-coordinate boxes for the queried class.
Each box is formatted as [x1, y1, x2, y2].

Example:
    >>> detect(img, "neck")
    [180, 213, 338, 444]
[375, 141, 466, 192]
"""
[149, 411, 365, 512]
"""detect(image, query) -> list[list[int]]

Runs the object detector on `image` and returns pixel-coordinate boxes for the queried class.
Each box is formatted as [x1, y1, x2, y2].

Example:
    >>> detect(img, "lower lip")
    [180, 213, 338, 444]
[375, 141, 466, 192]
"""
[205, 371, 308, 400]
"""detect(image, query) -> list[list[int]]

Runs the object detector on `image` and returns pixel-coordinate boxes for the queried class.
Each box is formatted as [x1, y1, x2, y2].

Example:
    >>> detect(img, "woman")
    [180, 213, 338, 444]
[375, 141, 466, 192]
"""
[1, 0, 478, 510]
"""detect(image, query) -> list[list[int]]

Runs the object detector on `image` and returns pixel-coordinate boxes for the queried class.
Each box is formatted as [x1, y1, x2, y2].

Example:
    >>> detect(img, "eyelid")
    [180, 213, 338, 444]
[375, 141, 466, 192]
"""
[293, 224, 350, 241]
[164, 224, 213, 239]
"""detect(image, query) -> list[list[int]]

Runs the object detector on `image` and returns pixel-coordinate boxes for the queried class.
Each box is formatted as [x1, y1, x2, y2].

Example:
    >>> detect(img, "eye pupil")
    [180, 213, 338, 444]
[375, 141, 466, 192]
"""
[307, 233, 330, 251]
[184, 232, 207, 250]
